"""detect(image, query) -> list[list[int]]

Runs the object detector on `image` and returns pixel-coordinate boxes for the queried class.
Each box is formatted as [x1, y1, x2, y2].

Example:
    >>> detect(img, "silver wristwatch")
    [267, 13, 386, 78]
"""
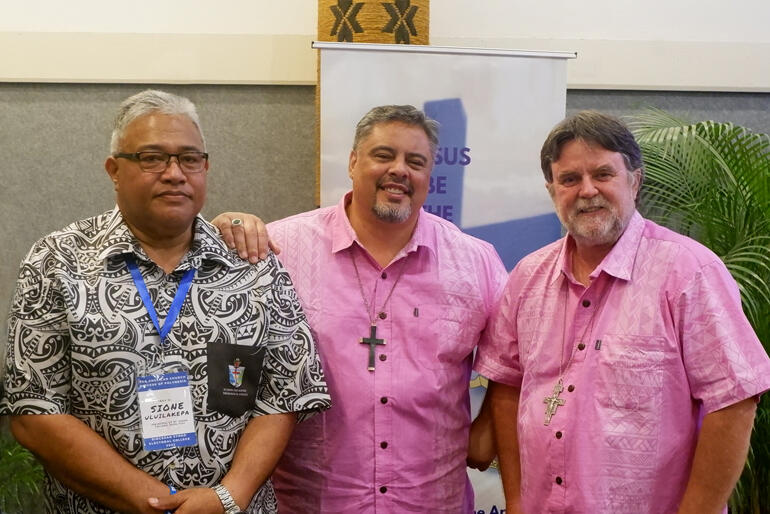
[212, 484, 242, 514]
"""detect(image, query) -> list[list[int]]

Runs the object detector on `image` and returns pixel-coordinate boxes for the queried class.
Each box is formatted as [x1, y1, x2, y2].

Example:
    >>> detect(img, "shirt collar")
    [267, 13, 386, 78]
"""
[97, 206, 239, 270]
[405, 205, 438, 259]
[330, 193, 359, 254]
[556, 210, 645, 284]
[330, 192, 436, 261]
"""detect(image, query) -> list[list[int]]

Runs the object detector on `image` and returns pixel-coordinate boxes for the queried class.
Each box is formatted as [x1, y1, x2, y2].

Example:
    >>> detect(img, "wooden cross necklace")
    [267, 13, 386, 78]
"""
[543, 277, 605, 426]
[350, 249, 408, 371]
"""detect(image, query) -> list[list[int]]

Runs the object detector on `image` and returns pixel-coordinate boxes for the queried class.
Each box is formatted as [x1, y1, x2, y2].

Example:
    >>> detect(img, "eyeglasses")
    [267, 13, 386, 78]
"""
[114, 151, 209, 173]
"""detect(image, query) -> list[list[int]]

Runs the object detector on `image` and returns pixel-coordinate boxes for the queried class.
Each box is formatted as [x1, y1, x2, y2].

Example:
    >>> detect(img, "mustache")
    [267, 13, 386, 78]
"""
[574, 197, 608, 211]
[376, 175, 414, 195]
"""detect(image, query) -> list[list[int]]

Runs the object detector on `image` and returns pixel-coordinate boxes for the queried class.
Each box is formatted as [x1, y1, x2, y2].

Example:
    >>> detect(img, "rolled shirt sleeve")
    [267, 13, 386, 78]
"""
[675, 259, 770, 413]
[474, 265, 525, 387]
[253, 253, 330, 422]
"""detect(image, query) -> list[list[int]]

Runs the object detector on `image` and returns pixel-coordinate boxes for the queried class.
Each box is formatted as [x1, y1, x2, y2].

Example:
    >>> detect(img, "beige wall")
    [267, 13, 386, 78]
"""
[2, 1, 769, 90]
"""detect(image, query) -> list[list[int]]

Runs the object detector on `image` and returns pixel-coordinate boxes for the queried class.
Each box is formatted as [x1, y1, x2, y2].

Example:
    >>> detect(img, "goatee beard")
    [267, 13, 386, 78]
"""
[373, 203, 411, 223]
[373, 176, 413, 223]
[566, 200, 624, 246]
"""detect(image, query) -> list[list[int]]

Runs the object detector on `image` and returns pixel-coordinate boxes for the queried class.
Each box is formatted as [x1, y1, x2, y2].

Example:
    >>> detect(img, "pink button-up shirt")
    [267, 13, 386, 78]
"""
[267, 193, 507, 513]
[475, 211, 770, 513]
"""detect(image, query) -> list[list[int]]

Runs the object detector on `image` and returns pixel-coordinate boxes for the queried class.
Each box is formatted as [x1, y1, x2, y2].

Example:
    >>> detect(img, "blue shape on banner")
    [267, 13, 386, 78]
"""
[464, 213, 563, 271]
[423, 98, 467, 225]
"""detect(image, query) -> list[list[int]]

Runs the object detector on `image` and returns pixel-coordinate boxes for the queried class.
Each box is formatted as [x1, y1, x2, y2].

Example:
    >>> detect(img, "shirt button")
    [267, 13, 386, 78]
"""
[577, 343, 586, 351]
[378, 311, 387, 320]
[567, 384, 575, 392]
[379, 354, 387, 361]
[380, 486, 387, 493]
[381, 272, 387, 279]
[582, 299, 591, 307]
[380, 441, 388, 449]
[555, 476, 563, 485]
[555, 431, 563, 439]
[380, 397, 388, 404]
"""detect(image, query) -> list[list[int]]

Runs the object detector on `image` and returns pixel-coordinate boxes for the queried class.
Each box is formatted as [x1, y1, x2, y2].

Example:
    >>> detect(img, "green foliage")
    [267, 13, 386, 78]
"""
[630, 109, 770, 513]
[0, 423, 44, 514]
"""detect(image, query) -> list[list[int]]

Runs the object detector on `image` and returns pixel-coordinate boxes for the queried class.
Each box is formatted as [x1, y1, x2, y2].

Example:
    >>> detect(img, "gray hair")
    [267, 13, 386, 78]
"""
[110, 90, 205, 154]
[353, 105, 440, 154]
[540, 110, 643, 184]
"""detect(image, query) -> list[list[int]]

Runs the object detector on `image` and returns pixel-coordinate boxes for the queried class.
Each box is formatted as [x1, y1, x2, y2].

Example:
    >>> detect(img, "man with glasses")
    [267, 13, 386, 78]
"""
[0, 90, 330, 514]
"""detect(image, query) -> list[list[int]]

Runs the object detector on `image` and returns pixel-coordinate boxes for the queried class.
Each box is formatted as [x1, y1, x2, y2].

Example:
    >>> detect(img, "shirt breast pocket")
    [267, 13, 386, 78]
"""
[414, 304, 482, 370]
[206, 342, 265, 417]
[595, 334, 671, 414]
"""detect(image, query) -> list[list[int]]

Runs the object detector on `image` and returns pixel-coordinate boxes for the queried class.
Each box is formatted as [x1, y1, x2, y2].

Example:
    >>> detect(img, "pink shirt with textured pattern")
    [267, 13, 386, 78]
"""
[475, 211, 770, 513]
[268, 193, 507, 513]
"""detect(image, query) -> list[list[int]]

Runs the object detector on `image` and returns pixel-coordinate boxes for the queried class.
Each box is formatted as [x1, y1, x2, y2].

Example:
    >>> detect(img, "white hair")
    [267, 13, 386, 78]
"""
[109, 89, 205, 153]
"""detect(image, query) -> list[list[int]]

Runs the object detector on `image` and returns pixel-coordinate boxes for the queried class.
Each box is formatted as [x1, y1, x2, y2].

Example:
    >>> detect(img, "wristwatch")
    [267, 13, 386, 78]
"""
[212, 484, 243, 514]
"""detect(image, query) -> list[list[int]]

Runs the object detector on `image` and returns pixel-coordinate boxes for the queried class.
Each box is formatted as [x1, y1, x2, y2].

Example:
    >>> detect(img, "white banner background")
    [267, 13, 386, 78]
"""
[317, 42, 572, 513]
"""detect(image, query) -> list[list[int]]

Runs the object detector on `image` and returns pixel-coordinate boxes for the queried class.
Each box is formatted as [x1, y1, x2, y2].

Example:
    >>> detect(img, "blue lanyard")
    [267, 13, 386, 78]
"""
[125, 255, 196, 344]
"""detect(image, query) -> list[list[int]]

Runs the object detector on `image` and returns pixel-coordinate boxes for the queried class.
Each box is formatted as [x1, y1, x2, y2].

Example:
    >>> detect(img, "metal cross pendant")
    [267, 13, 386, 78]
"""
[543, 380, 566, 426]
[360, 324, 385, 371]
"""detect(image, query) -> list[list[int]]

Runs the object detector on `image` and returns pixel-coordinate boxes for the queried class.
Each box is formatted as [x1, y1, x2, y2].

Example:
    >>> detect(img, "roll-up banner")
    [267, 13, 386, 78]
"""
[316, 41, 575, 513]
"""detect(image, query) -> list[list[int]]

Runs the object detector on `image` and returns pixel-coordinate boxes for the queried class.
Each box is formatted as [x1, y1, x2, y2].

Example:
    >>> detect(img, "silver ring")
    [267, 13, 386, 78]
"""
[231, 218, 243, 227]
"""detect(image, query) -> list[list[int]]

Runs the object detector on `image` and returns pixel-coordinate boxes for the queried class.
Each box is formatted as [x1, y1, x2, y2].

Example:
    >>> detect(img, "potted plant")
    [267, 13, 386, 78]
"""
[0, 416, 44, 514]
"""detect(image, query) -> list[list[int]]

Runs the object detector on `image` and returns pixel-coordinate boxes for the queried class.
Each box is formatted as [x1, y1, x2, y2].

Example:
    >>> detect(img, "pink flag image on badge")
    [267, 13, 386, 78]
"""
[228, 358, 245, 388]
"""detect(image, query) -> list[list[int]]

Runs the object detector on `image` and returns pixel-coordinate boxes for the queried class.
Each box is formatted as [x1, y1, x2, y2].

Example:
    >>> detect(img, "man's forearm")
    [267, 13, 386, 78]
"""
[678, 398, 757, 514]
[488, 381, 523, 513]
[467, 387, 496, 470]
[220, 412, 297, 509]
[10, 414, 168, 513]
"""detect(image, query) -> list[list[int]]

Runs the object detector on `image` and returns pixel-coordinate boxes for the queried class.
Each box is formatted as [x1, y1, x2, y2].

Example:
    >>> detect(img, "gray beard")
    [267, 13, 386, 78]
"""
[561, 205, 630, 248]
[373, 203, 411, 223]
[569, 217, 624, 246]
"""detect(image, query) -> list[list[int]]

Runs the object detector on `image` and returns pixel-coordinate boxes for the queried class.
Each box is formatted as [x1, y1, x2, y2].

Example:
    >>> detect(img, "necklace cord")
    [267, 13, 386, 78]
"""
[350, 247, 409, 324]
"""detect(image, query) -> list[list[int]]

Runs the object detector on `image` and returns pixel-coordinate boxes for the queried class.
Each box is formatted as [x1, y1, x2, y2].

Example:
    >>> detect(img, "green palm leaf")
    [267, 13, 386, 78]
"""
[0, 425, 44, 513]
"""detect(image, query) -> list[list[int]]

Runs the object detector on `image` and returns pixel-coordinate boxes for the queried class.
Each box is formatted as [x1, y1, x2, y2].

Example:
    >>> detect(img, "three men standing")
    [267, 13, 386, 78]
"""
[3, 90, 768, 514]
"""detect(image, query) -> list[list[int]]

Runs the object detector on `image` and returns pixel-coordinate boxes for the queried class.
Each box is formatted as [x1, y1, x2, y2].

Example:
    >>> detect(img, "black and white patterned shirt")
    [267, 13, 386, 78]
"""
[0, 207, 330, 513]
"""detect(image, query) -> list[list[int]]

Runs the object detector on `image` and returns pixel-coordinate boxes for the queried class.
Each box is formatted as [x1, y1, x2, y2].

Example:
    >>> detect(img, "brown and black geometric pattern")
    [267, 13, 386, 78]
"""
[329, 0, 364, 42]
[319, 0, 429, 45]
[381, 0, 420, 44]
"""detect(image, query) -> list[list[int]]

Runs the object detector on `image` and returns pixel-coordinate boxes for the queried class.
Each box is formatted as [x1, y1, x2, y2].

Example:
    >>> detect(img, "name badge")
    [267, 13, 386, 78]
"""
[137, 371, 197, 451]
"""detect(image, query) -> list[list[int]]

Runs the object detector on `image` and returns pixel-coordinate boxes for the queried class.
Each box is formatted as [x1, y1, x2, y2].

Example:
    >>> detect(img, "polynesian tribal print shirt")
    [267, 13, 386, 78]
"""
[0, 207, 330, 514]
